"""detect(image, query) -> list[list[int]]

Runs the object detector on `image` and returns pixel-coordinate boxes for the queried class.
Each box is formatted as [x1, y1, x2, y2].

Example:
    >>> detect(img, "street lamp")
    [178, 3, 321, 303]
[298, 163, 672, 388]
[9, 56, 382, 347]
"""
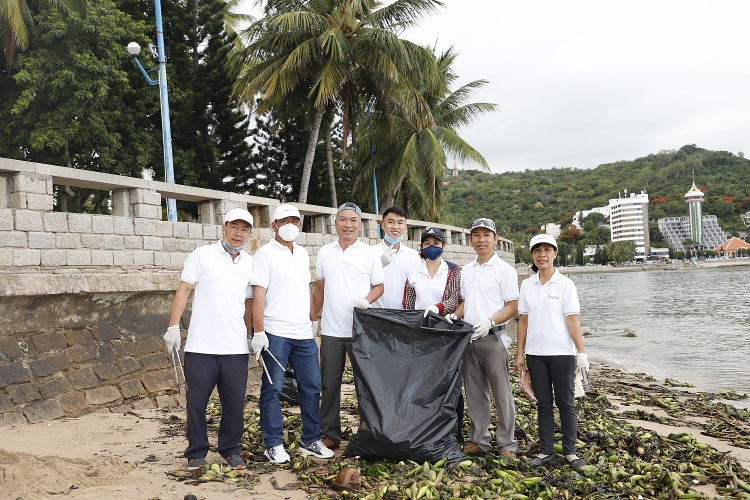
[127, 0, 177, 222]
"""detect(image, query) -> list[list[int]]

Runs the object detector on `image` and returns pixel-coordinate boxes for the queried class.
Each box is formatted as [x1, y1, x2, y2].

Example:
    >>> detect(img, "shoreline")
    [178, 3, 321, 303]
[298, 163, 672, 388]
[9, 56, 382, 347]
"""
[554, 257, 750, 275]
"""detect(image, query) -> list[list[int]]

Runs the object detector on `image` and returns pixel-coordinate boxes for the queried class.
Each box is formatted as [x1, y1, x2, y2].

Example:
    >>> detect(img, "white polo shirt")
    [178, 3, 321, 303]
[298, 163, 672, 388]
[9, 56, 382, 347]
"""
[181, 240, 253, 355]
[407, 259, 449, 310]
[371, 240, 420, 309]
[518, 269, 580, 356]
[316, 238, 385, 338]
[251, 239, 312, 340]
[460, 253, 519, 325]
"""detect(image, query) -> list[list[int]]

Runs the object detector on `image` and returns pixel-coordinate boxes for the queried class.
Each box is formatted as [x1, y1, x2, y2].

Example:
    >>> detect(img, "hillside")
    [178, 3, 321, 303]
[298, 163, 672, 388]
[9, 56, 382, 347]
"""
[443, 145, 750, 236]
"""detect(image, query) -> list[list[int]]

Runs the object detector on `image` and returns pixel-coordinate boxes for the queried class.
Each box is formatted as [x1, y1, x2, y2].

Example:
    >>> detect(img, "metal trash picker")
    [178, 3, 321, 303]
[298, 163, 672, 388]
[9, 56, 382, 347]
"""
[257, 347, 286, 385]
[169, 345, 187, 394]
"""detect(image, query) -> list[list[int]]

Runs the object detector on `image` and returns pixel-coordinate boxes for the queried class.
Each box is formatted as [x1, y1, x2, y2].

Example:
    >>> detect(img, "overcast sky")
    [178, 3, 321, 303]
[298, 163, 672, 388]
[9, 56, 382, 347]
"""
[240, 1, 750, 173]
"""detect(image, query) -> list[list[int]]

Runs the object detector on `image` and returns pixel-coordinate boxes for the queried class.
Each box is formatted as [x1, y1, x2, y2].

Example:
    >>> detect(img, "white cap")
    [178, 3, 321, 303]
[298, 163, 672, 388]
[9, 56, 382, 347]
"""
[223, 208, 254, 227]
[529, 233, 558, 251]
[273, 204, 301, 221]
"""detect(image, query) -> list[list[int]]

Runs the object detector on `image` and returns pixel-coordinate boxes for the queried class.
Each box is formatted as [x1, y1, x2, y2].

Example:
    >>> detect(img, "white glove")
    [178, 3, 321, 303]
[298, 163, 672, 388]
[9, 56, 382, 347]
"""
[353, 298, 370, 309]
[576, 352, 590, 371]
[380, 246, 396, 267]
[445, 313, 458, 324]
[311, 321, 319, 337]
[470, 318, 493, 342]
[574, 370, 586, 398]
[163, 325, 181, 354]
[423, 304, 440, 318]
[251, 331, 269, 361]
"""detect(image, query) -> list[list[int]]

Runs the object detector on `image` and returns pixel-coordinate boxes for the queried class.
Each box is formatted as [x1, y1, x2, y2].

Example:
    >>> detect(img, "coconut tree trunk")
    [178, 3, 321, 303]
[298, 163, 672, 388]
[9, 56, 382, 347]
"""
[298, 104, 326, 204]
[325, 124, 337, 207]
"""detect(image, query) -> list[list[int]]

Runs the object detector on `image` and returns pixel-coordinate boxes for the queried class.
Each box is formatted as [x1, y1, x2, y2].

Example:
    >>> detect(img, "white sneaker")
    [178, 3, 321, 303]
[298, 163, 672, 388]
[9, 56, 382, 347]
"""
[300, 439, 335, 459]
[264, 444, 290, 464]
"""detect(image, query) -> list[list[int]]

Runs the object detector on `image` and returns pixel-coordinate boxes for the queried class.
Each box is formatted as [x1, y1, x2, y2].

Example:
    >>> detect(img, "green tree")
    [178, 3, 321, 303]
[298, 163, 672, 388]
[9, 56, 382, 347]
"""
[231, 0, 442, 204]
[582, 226, 610, 245]
[605, 241, 636, 264]
[581, 212, 606, 232]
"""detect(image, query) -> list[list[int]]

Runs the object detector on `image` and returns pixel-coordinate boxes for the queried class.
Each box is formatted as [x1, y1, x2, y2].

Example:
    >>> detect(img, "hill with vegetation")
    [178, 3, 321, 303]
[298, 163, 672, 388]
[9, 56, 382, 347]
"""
[444, 145, 750, 239]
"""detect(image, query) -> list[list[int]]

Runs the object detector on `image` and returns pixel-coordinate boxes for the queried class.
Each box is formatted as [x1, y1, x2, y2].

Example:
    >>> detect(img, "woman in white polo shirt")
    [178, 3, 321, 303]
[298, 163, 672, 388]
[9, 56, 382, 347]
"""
[514, 234, 589, 470]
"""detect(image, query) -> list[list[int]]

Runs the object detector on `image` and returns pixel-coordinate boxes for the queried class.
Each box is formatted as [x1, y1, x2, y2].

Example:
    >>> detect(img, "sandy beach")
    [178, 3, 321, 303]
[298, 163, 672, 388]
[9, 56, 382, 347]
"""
[2, 362, 749, 500]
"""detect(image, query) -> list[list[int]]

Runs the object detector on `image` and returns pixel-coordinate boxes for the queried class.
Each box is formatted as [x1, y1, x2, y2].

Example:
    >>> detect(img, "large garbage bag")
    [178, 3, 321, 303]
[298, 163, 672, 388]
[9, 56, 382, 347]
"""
[279, 367, 300, 406]
[343, 309, 473, 463]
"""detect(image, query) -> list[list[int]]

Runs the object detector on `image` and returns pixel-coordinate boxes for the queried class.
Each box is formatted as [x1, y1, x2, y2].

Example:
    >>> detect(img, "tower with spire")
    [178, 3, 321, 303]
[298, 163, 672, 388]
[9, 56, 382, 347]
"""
[684, 173, 704, 245]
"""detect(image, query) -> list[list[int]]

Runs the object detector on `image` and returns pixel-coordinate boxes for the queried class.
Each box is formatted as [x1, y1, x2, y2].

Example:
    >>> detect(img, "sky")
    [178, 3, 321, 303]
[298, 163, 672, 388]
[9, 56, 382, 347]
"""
[238, 1, 750, 173]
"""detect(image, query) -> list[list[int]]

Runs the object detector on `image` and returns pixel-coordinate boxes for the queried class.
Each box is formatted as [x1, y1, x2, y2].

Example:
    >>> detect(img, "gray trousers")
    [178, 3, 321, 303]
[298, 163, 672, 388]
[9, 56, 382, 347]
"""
[462, 334, 517, 452]
[526, 354, 577, 455]
[319, 335, 354, 444]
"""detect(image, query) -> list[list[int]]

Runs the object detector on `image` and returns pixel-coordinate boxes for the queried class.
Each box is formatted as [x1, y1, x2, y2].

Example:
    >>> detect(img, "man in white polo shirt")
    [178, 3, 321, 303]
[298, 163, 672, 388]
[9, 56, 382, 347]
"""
[164, 208, 254, 472]
[371, 206, 420, 310]
[310, 202, 385, 450]
[459, 217, 519, 458]
[250, 204, 335, 463]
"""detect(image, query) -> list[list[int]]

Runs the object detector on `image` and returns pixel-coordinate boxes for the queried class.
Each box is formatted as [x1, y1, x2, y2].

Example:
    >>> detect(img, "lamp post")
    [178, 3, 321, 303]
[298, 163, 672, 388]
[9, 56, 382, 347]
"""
[127, 0, 177, 222]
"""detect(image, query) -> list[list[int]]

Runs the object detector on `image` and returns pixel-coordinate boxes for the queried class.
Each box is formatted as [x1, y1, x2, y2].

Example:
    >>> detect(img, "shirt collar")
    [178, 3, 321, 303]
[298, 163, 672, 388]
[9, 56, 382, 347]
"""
[270, 238, 296, 252]
[531, 268, 560, 284]
[380, 240, 401, 253]
[475, 253, 499, 266]
[216, 239, 243, 261]
[419, 259, 448, 276]
[336, 238, 360, 250]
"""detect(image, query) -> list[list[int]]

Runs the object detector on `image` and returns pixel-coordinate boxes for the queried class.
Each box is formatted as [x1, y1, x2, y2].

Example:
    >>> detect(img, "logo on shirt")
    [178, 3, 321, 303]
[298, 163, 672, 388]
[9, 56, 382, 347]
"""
[547, 294, 560, 299]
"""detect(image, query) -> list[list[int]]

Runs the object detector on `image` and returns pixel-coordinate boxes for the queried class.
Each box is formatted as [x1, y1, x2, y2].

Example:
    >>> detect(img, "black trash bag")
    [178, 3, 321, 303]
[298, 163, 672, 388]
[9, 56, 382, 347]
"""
[279, 367, 300, 406]
[343, 309, 473, 463]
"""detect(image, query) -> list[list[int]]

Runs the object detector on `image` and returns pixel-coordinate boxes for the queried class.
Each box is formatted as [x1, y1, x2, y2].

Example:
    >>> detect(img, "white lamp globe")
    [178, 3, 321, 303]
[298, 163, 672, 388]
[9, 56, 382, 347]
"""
[127, 42, 141, 56]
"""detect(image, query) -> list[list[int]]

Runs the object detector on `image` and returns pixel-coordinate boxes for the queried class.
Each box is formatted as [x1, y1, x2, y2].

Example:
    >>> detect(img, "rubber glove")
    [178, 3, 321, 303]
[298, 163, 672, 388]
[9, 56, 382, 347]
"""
[470, 318, 493, 342]
[251, 331, 269, 361]
[445, 313, 458, 324]
[574, 370, 585, 398]
[353, 298, 370, 309]
[423, 304, 440, 318]
[576, 352, 590, 371]
[311, 321, 319, 337]
[163, 325, 181, 354]
[380, 246, 396, 267]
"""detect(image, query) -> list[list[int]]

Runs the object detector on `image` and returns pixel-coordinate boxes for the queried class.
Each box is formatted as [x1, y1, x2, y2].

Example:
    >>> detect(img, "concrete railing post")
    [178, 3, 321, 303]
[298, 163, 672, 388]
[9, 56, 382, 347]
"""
[112, 188, 162, 219]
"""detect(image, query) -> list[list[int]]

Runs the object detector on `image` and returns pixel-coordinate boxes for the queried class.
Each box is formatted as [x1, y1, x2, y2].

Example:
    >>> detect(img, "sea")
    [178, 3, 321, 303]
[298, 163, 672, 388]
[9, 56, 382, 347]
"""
[570, 266, 750, 398]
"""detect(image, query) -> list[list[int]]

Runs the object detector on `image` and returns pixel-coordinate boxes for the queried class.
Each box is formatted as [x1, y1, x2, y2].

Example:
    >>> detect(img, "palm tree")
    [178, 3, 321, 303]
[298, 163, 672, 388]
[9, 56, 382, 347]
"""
[230, 0, 442, 204]
[1, 0, 88, 73]
[355, 47, 496, 221]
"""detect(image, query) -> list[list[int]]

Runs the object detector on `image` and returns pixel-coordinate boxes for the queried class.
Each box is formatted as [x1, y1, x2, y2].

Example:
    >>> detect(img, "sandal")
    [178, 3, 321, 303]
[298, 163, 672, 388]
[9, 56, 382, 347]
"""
[526, 454, 555, 467]
[567, 457, 587, 470]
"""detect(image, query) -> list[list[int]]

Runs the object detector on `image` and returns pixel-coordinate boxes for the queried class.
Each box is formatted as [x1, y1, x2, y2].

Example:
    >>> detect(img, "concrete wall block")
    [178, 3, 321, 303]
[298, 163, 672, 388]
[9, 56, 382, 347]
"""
[132, 204, 160, 219]
[0, 394, 12, 412]
[43, 212, 68, 232]
[178, 240, 195, 252]
[58, 391, 89, 414]
[66, 250, 92, 266]
[1, 413, 28, 426]
[170, 252, 187, 266]
[111, 189, 131, 217]
[188, 223, 203, 239]
[66, 367, 99, 390]
[143, 236, 163, 251]
[8, 172, 52, 194]
[91, 215, 114, 234]
[40, 249, 66, 266]
[24, 399, 64, 423]
[29, 352, 69, 377]
[132, 250, 154, 265]
[32, 331, 68, 352]
[113, 251, 134, 266]
[140, 369, 177, 393]
[25, 231, 55, 249]
[38, 377, 74, 398]
[156, 220, 173, 237]
[25, 194, 54, 211]
[134, 218, 156, 236]
[113, 217, 133, 235]
[8, 192, 26, 209]
[154, 253, 171, 266]
[124, 235, 143, 249]
[0, 251, 11, 266]
[91, 250, 114, 266]
[173, 222, 189, 238]
[140, 189, 162, 206]
[67, 213, 92, 233]
[119, 378, 146, 398]
[14, 209, 43, 231]
[81, 234, 104, 249]
[85, 386, 122, 406]
[202, 225, 217, 240]
[0, 362, 32, 388]
[0, 230, 27, 247]
[162, 238, 178, 252]
[13, 249, 40, 266]
[195, 240, 209, 248]
[104, 234, 123, 250]
[55, 233, 81, 249]
[6, 382, 41, 402]
[0, 209, 13, 230]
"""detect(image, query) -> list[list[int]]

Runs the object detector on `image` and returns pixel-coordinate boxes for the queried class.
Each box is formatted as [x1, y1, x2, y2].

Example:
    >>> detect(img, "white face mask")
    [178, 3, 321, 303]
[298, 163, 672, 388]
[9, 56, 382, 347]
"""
[277, 223, 300, 242]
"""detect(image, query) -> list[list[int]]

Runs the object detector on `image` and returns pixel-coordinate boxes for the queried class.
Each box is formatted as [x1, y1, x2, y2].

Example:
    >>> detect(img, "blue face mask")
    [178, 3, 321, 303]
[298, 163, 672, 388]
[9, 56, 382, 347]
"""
[384, 233, 403, 245]
[422, 245, 443, 261]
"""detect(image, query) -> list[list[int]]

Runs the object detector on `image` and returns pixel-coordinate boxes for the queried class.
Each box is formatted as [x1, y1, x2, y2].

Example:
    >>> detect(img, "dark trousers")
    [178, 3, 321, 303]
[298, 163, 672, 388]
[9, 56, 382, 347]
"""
[526, 354, 577, 456]
[183, 352, 249, 459]
[319, 335, 354, 443]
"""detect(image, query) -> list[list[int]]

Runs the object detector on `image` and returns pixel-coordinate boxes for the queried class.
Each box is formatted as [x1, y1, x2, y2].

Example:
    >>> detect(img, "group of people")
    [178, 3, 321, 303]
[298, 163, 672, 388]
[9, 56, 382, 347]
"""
[164, 201, 589, 472]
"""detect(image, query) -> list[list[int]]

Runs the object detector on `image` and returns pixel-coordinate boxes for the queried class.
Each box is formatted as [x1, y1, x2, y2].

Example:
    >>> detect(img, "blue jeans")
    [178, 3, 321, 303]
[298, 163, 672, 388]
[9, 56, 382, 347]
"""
[259, 333, 322, 448]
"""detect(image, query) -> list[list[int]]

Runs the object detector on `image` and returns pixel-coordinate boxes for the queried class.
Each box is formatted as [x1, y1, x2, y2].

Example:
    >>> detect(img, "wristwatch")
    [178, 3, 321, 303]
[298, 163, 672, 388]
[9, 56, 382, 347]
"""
[489, 317, 496, 327]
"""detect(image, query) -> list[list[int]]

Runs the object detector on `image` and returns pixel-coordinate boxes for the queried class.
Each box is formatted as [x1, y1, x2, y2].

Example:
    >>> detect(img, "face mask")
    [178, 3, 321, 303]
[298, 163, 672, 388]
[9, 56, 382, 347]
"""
[422, 245, 443, 261]
[277, 223, 300, 242]
[222, 238, 245, 254]
[384, 233, 403, 245]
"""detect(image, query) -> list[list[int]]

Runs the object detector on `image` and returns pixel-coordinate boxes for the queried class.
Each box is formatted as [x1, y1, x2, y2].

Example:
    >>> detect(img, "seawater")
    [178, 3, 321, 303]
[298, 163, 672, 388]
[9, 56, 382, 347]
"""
[571, 267, 750, 394]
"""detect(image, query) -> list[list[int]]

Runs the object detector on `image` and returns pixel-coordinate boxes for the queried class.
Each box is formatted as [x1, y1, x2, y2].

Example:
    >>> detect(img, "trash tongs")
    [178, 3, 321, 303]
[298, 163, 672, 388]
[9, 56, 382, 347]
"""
[170, 345, 187, 394]
[258, 347, 286, 385]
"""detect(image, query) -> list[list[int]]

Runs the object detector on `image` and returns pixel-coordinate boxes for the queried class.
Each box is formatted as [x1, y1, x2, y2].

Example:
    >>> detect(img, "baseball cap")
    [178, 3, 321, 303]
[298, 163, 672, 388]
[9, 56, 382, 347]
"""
[273, 204, 301, 221]
[223, 208, 254, 227]
[529, 233, 558, 251]
[470, 218, 496, 234]
[421, 227, 446, 243]
[337, 202, 362, 218]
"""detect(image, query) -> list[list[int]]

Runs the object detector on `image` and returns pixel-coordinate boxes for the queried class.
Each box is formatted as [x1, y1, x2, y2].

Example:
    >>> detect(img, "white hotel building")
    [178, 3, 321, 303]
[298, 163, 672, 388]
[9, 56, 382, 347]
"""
[608, 190, 650, 261]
